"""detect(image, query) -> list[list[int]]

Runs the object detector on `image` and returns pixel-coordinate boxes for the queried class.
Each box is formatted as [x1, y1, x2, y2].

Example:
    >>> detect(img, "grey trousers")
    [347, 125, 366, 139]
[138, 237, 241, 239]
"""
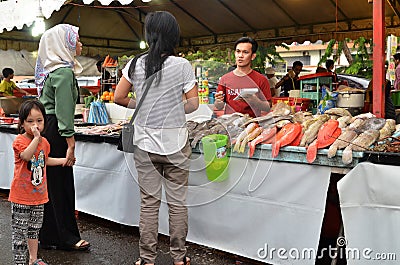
[133, 142, 191, 264]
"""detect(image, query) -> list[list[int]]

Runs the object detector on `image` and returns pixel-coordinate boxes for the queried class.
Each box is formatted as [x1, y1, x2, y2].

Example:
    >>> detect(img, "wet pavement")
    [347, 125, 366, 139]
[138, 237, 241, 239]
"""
[0, 189, 266, 265]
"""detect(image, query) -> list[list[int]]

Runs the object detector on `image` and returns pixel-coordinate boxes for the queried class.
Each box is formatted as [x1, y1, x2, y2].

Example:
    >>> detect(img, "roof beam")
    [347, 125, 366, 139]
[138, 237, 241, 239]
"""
[271, 0, 299, 26]
[386, 0, 400, 19]
[59, 5, 74, 23]
[168, 0, 217, 37]
[116, 12, 141, 40]
[328, 0, 350, 21]
[216, 0, 256, 32]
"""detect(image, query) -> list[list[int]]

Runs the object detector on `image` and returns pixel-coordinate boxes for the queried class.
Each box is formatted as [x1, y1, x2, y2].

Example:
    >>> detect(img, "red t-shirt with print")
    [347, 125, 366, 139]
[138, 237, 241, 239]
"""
[217, 70, 271, 117]
[9, 134, 50, 205]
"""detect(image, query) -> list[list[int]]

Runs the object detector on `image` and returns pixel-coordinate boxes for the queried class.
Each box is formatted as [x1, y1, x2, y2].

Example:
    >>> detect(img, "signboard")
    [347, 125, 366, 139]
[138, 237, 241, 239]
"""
[273, 61, 288, 77]
[386, 34, 398, 82]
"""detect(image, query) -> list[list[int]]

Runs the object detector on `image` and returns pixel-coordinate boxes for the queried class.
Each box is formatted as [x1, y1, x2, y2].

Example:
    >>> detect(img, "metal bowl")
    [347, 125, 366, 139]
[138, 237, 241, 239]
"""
[0, 97, 28, 115]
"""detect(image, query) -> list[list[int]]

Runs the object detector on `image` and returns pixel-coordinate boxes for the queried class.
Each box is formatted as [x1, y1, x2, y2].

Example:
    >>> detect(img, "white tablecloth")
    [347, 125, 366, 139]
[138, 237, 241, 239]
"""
[338, 162, 400, 264]
[0, 132, 15, 189]
[0, 132, 331, 265]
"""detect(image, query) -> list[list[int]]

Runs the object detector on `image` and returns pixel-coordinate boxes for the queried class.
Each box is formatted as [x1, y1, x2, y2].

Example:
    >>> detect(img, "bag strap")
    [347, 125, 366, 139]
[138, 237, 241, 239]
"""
[127, 74, 156, 126]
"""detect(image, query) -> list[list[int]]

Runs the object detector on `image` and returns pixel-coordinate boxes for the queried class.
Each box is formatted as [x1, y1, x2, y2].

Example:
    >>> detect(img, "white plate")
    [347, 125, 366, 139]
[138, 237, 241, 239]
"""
[233, 88, 259, 100]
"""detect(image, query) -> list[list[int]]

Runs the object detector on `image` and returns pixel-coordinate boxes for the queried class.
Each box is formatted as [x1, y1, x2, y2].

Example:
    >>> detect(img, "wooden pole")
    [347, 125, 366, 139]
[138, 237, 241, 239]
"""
[372, 0, 385, 118]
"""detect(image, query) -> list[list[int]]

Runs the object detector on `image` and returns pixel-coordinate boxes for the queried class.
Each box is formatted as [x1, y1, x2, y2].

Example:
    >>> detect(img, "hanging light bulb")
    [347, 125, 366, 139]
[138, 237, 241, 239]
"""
[140, 40, 147, 49]
[32, 16, 45, 37]
[32, 2, 45, 37]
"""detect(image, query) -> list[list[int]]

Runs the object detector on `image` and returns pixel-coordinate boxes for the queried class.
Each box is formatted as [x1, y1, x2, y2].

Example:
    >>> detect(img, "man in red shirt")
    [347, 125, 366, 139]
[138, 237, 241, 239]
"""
[215, 37, 271, 117]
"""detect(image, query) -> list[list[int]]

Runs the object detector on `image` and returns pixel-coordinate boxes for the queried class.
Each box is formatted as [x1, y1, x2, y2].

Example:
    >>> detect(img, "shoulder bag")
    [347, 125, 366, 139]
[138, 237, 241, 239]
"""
[117, 75, 155, 152]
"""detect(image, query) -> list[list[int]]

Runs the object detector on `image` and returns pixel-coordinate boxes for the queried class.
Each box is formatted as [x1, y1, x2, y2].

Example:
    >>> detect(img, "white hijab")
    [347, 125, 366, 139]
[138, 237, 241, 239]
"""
[35, 24, 83, 97]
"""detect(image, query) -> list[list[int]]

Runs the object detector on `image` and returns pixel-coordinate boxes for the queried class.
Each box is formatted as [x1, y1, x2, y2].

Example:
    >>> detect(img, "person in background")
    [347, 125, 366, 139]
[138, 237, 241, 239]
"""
[366, 66, 396, 120]
[275, 61, 303, 97]
[9, 100, 69, 265]
[325, 59, 338, 86]
[114, 11, 198, 265]
[96, 59, 112, 91]
[35, 24, 90, 251]
[315, 66, 327, 73]
[0, 68, 31, 97]
[214, 37, 271, 117]
[393, 53, 400, 90]
[265, 67, 279, 97]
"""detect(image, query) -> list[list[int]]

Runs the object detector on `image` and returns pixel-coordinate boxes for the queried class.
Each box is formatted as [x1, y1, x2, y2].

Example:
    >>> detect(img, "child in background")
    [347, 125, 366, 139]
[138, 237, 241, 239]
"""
[0, 68, 31, 97]
[8, 100, 70, 265]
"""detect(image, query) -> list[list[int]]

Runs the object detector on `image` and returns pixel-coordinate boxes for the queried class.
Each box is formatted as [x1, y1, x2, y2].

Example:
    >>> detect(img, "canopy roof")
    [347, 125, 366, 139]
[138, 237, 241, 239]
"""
[1, 0, 400, 56]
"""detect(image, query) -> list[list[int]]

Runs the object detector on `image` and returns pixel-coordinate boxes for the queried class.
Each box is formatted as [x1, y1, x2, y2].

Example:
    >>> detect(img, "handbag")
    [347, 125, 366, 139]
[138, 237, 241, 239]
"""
[117, 75, 155, 152]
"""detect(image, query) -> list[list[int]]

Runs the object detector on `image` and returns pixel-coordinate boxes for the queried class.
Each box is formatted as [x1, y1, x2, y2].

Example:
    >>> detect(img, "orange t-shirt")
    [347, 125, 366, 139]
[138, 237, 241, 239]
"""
[8, 134, 50, 205]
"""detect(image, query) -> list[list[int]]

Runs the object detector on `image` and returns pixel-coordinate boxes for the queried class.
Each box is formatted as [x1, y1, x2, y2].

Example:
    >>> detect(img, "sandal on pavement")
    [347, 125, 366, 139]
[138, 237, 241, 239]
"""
[32, 259, 48, 265]
[68, 239, 90, 251]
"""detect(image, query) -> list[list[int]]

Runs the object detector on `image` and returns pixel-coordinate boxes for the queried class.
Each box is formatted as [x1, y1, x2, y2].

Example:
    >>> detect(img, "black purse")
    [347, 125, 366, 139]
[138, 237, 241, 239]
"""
[117, 75, 155, 152]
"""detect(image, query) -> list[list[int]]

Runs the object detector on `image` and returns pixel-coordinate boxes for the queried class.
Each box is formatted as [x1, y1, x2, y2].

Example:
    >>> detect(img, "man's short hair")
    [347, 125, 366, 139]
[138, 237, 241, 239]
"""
[325, 59, 334, 69]
[2, 68, 14, 78]
[292, 61, 303, 68]
[234, 37, 258, 54]
[394, 53, 400, 61]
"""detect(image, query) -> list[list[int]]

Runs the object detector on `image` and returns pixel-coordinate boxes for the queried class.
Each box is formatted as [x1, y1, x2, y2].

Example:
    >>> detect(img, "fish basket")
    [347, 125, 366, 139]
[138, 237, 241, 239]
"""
[272, 97, 312, 111]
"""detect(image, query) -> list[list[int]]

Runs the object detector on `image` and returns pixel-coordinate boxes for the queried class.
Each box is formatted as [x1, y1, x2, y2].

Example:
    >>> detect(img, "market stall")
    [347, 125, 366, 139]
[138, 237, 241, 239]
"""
[1, 97, 400, 264]
[338, 162, 400, 265]
[0, 129, 331, 265]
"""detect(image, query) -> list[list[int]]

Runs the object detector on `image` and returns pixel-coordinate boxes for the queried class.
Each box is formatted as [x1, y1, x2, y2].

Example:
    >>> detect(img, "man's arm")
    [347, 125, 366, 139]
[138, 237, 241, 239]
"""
[275, 74, 290, 89]
[242, 94, 271, 113]
[214, 91, 225, 110]
[16, 87, 30, 95]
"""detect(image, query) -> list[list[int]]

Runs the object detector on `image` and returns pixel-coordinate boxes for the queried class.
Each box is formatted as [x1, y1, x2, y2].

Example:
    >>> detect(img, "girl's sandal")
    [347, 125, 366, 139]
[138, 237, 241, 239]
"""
[32, 259, 48, 265]
[135, 258, 146, 265]
[174, 256, 191, 265]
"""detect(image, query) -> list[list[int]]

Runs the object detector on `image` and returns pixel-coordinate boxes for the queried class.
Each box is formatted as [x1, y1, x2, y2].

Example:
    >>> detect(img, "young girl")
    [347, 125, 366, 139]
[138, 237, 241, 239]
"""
[8, 100, 69, 265]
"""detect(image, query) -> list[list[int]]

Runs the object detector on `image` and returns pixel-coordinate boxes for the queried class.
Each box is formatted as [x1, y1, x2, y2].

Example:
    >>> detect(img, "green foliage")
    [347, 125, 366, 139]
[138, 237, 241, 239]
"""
[319, 37, 373, 79]
[319, 39, 336, 65]
[253, 44, 287, 74]
[182, 44, 286, 82]
[184, 50, 231, 84]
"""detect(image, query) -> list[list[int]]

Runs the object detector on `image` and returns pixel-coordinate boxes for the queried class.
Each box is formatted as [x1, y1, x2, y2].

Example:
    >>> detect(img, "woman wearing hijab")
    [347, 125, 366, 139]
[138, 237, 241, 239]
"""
[114, 11, 198, 265]
[35, 24, 90, 251]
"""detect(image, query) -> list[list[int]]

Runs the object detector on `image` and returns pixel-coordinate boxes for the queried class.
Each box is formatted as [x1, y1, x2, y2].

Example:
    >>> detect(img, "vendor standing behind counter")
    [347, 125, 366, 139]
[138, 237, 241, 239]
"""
[214, 37, 271, 118]
[274, 61, 303, 97]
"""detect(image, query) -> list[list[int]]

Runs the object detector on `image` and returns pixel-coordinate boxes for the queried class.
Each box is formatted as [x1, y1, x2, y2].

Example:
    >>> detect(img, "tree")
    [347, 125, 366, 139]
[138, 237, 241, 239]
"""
[319, 37, 373, 79]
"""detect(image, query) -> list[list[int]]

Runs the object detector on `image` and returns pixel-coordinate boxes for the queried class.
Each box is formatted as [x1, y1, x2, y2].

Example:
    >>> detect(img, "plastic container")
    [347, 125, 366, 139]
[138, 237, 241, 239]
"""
[201, 134, 229, 182]
[391, 90, 400, 106]
[271, 97, 312, 111]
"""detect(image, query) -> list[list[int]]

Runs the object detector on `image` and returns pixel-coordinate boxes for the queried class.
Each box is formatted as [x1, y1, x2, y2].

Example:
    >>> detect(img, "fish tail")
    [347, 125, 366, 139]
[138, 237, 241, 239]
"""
[327, 144, 338, 158]
[306, 140, 318, 163]
[239, 138, 248, 153]
[342, 145, 353, 165]
[271, 141, 281, 158]
[248, 141, 256, 158]
[233, 140, 240, 153]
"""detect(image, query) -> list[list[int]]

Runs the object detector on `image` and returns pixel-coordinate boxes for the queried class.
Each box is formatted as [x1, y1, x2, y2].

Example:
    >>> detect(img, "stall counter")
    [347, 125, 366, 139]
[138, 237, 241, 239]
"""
[1, 130, 332, 265]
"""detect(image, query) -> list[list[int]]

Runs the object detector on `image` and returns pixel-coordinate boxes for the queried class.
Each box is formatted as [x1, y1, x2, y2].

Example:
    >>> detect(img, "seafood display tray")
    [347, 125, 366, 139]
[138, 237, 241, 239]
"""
[193, 143, 364, 169]
[362, 151, 400, 166]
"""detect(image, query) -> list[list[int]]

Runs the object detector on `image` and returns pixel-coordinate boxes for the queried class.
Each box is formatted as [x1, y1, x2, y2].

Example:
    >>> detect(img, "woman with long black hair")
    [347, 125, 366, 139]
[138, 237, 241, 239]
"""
[114, 11, 199, 265]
